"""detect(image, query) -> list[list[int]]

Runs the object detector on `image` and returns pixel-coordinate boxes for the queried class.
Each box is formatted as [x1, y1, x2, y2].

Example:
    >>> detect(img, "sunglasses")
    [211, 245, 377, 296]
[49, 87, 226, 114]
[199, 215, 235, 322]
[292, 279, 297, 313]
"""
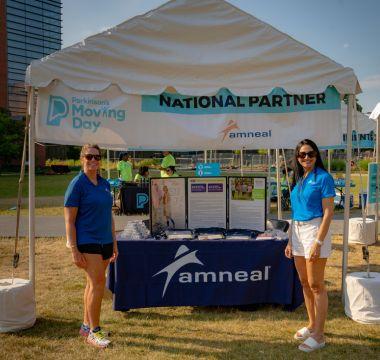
[84, 154, 101, 161]
[297, 151, 317, 159]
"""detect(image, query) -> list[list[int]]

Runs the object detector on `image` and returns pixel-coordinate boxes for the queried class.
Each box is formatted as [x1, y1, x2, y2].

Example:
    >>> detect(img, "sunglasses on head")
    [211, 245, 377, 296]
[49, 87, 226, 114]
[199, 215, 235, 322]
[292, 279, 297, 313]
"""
[84, 154, 101, 161]
[297, 151, 317, 159]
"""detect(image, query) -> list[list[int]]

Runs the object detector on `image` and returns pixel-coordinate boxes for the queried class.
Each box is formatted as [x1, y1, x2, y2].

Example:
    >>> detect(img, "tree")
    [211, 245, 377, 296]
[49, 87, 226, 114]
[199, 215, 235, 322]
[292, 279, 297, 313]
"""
[343, 95, 363, 113]
[0, 108, 25, 169]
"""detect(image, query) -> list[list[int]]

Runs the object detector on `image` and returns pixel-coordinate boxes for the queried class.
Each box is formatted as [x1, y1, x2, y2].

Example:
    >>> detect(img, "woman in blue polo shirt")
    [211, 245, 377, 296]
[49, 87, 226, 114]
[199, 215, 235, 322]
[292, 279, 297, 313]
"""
[285, 139, 334, 353]
[64, 144, 117, 349]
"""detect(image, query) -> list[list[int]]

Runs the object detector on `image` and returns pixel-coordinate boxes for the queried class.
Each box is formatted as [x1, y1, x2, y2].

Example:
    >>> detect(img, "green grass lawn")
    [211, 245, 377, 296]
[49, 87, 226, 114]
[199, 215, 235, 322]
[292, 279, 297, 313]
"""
[0, 236, 379, 359]
[0, 170, 369, 204]
[0, 169, 267, 200]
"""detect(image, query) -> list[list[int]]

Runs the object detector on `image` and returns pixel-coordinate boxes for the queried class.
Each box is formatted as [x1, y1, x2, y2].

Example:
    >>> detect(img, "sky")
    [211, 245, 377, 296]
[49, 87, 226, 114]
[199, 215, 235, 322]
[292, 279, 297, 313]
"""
[62, 0, 379, 113]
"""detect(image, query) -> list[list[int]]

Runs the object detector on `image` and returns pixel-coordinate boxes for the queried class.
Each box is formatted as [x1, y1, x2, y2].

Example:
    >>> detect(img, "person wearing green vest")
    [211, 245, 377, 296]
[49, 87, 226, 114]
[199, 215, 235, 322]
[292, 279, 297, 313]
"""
[117, 153, 133, 182]
[160, 151, 176, 177]
[164, 166, 179, 178]
[134, 166, 149, 183]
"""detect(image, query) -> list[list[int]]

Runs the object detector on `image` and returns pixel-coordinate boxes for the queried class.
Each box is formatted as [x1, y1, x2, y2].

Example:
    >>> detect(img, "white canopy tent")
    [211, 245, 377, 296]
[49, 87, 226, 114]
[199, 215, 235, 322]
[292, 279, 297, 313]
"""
[23, 0, 361, 308]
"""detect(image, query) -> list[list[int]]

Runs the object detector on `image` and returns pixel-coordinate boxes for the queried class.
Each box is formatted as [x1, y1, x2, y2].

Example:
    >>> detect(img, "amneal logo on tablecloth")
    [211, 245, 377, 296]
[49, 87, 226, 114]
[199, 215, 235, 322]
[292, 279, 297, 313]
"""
[153, 245, 271, 298]
[46, 95, 126, 132]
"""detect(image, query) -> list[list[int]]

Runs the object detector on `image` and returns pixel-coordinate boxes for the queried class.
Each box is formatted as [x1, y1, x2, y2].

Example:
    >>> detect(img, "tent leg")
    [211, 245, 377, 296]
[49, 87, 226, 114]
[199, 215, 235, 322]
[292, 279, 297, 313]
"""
[240, 148, 244, 176]
[107, 148, 110, 179]
[28, 87, 36, 290]
[276, 149, 282, 219]
[342, 94, 354, 305]
[375, 117, 380, 243]
[327, 149, 331, 173]
[267, 149, 271, 216]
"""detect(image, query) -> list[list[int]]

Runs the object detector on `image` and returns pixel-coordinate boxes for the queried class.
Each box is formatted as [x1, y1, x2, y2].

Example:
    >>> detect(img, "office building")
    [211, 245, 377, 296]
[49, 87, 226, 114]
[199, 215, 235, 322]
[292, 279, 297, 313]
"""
[0, 0, 62, 118]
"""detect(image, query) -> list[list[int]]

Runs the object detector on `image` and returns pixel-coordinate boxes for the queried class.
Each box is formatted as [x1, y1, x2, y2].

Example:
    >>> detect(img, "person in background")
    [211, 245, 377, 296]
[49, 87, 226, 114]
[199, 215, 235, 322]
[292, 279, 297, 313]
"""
[285, 139, 334, 353]
[159, 151, 176, 177]
[117, 152, 133, 182]
[164, 166, 179, 178]
[64, 144, 117, 349]
[134, 166, 150, 183]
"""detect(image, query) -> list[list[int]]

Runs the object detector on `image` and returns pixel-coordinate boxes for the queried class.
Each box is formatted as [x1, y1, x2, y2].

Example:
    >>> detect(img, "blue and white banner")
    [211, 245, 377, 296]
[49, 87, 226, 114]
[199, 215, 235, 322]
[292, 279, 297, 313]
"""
[36, 81, 341, 150]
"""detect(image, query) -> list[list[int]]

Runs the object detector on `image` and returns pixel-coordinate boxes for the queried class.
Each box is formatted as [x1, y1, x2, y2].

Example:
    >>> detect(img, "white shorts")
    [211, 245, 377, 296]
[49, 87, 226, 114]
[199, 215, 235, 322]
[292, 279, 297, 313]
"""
[290, 217, 331, 259]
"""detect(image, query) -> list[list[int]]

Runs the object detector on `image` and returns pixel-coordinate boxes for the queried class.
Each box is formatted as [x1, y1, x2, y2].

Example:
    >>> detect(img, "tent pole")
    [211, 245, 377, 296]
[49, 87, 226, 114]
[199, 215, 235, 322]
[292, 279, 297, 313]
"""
[375, 117, 380, 243]
[328, 149, 331, 173]
[276, 149, 282, 219]
[342, 94, 354, 304]
[106, 148, 110, 179]
[267, 149, 271, 216]
[204, 150, 207, 163]
[28, 87, 36, 290]
[240, 148, 244, 176]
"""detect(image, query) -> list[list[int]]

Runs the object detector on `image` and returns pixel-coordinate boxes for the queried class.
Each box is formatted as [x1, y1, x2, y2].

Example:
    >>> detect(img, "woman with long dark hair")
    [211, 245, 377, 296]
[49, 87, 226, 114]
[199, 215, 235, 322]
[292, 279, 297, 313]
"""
[285, 139, 335, 353]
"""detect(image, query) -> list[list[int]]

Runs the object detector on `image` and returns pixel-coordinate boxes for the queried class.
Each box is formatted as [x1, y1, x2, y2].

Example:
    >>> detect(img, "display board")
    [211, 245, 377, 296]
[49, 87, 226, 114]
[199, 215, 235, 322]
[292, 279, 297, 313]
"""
[367, 163, 380, 215]
[187, 177, 227, 229]
[150, 178, 187, 234]
[229, 177, 266, 231]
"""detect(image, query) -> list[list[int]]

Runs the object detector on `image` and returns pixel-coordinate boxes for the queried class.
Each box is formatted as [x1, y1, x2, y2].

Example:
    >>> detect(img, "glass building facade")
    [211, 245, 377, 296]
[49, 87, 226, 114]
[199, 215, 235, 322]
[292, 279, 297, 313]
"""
[4, 0, 62, 118]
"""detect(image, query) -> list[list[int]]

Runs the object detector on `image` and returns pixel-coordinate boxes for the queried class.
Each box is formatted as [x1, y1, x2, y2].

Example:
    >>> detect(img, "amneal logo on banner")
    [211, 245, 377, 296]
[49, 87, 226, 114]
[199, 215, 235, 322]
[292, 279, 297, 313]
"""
[46, 95, 126, 132]
[153, 245, 271, 298]
[220, 120, 272, 142]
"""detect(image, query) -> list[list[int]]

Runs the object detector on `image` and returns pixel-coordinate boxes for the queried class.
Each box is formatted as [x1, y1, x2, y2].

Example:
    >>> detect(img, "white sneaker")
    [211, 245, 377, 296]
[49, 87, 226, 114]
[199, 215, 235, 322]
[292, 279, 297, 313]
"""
[87, 330, 111, 348]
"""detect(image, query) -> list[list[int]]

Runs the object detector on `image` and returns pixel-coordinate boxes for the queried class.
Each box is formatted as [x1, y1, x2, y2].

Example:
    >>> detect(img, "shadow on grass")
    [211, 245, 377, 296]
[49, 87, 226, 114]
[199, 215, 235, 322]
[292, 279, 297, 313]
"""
[10, 317, 81, 340]
[114, 330, 380, 359]
[122, 304, 305, 325]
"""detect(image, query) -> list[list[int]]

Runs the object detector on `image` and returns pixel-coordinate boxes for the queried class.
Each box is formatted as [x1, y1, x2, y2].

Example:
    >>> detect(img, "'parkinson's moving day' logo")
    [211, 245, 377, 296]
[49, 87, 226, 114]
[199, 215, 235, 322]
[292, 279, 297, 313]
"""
[219, 120, 272, 142]
[46, 95, 126, 133]
[153, 245, 271, 298]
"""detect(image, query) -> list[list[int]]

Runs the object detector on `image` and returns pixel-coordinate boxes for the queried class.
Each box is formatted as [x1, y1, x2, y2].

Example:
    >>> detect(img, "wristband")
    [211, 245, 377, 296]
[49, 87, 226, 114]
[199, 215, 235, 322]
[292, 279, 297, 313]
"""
[315, 239, 323, 246]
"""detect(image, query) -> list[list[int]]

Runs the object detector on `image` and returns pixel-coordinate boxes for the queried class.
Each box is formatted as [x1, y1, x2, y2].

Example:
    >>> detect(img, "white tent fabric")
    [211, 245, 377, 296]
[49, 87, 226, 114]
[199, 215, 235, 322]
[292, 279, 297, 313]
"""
[321, 103, 375, 149]
[26, 0, 360, 96]
[369, 103, 380, 120]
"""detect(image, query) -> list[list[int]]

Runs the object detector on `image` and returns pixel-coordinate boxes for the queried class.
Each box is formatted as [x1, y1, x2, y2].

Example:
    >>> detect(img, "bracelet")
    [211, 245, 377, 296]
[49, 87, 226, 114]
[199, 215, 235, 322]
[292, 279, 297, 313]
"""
[315, 239, 323, 246]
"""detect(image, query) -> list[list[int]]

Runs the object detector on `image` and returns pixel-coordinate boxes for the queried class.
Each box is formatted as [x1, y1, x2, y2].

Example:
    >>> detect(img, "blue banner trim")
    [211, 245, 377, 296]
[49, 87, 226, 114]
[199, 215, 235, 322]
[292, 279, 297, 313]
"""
[141, 87, 341, 115]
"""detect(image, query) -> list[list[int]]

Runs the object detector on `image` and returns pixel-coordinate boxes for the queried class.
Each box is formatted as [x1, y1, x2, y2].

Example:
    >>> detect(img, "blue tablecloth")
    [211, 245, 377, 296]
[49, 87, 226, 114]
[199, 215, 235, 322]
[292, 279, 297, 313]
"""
[107, 239, 303, 311]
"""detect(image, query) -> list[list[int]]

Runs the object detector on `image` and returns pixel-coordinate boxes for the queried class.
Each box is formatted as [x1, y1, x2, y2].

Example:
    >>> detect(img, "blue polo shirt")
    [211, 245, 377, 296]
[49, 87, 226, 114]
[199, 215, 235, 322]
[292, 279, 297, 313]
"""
[290, 167, 335, 221]
[64, 172, 113, 245]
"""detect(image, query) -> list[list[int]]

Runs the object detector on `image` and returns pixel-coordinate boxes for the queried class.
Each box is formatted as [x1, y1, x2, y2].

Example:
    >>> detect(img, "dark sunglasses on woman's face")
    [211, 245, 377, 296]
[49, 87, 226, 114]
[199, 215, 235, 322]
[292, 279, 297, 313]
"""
[84, 154, 101, 161]
[297, 151, 317, 159]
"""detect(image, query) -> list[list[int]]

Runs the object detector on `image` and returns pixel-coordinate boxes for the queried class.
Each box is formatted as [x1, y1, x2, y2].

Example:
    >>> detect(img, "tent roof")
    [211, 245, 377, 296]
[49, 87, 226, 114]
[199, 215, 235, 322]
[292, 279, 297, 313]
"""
[26, 0, 361, 96]
[369, 103, 380, 120]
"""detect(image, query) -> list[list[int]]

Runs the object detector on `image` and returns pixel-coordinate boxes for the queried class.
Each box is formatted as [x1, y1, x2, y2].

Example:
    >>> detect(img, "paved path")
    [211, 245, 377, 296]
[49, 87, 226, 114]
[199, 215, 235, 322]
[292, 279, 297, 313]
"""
[0, 214, 149, 237]
[0, 210, 368, 237]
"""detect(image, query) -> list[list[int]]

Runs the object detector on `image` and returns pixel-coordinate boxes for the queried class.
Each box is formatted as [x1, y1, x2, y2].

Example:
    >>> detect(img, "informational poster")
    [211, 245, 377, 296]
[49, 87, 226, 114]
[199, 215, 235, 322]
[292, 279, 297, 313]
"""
[229, 177, 266, 231]
[150, 178, 186, 234]
[187, 177, 227, 229]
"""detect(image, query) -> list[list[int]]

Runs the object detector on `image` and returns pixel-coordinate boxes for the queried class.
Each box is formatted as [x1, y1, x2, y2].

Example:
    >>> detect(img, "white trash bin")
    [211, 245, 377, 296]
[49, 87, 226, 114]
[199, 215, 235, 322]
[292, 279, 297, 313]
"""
[344, 272, 380, 324]
[0, 278, 36, 332]
[348, 217, 376, 245]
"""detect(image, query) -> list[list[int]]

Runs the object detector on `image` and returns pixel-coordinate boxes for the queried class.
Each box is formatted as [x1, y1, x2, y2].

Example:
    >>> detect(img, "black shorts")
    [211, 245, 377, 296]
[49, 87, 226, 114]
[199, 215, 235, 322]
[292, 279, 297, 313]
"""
[77, 243, 114, 260]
